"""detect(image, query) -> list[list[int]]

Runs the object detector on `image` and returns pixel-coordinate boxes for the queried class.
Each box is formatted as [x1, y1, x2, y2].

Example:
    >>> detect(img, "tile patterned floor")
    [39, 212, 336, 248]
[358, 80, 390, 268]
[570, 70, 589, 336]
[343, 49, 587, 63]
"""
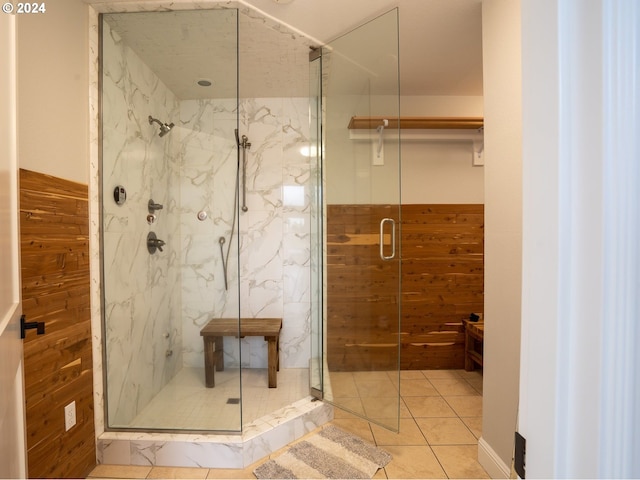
[88, 369, 488, 479]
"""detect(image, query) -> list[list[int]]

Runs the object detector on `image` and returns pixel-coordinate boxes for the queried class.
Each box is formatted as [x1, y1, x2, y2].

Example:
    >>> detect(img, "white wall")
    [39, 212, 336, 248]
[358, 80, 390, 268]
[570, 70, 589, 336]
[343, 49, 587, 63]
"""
[176, 96, 312, 371]
[16, 0, 89, 183]
[401, 95, 484, 205]
[520, 1, 640, 477]
[327, 94, 484, 205]
[478, 0, 522, 476]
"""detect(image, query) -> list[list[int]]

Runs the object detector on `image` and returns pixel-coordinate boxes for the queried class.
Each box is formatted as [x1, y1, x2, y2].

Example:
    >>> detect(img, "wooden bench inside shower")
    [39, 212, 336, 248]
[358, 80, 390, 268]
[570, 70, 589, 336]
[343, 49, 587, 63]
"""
[200, 318, 282, 388]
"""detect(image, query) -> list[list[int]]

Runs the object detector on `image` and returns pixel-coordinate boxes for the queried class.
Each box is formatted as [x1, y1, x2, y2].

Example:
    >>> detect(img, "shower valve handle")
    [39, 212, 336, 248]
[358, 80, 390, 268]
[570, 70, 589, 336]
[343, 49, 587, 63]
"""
[148, 199, 164, 213]
[152, 239, 165, 252]
[147, 232, 166, 254]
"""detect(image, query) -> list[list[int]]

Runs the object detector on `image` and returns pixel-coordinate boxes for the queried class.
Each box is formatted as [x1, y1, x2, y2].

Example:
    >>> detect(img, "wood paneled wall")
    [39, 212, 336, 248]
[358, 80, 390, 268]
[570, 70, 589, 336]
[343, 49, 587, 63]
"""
[327, 204, 484, 371]
[19, 169, 96, 478]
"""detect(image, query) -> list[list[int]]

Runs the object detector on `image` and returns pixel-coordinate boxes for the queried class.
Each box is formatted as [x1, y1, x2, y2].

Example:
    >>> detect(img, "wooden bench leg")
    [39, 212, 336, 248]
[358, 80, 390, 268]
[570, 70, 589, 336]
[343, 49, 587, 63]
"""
[215, 336, 224, 371]
[464, 328, 473, 371]
[204, 337, 215, 388]
[266, 335, 277, 388]
[203, 336, 224, 388]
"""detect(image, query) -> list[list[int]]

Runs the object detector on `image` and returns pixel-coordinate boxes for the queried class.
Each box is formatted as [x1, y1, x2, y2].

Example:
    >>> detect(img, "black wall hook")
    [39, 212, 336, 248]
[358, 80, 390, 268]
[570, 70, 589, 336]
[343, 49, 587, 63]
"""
[20, 315, 45, 339]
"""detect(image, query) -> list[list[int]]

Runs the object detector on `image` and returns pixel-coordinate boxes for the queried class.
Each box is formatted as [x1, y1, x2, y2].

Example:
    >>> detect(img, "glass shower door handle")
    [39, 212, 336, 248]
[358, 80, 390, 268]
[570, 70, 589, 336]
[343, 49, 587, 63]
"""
[379, 218, 396, 261]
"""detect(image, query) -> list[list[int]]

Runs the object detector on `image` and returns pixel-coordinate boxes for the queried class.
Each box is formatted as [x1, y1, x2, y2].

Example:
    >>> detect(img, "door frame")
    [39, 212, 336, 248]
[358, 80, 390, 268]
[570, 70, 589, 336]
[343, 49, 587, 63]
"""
[0, 12, 27, 479]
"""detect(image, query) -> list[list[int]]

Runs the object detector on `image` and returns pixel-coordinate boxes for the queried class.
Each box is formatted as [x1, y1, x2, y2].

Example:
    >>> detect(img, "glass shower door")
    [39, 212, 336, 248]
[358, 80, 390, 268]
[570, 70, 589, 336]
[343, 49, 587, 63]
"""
[318, 9, 401, 431]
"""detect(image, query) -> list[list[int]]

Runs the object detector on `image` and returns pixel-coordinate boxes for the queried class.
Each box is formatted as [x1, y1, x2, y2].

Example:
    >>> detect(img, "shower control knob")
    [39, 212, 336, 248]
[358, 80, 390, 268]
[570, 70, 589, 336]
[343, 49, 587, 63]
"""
[197, 211, 208, 221]
[148, 199, 164, 214]
[147, 232, 166, 254]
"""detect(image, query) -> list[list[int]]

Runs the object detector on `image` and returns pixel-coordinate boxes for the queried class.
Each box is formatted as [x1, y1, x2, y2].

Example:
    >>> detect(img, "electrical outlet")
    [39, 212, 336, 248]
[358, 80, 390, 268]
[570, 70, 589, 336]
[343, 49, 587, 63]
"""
[64, 401, 76, 431]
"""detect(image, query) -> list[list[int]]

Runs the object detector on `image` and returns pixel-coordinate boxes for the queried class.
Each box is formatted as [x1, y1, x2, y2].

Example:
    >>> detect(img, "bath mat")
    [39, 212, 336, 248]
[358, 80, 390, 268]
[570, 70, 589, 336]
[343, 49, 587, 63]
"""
[253, 425, 392, 479]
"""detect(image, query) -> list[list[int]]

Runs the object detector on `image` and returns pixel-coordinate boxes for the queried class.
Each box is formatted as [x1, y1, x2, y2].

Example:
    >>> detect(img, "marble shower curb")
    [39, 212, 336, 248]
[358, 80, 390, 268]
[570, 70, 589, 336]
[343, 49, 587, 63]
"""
[96, 397, 333, 469]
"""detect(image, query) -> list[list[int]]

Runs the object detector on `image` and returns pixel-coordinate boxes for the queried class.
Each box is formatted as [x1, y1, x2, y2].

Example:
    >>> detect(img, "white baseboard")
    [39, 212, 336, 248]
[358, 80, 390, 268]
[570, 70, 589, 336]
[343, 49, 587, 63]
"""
[478, 437, 513, 479]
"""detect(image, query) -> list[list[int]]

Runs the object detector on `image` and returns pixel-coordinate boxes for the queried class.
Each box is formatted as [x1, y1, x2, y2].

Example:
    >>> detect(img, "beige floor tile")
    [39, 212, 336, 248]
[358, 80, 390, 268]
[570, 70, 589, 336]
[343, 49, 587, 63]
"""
[206, 467, 257, 479]
[466, 376, 484, 394]
[354, 377, 400, 398]
[370, 418, 427, 446]
[352, 370, 394, 381]
[399, 370, 427, 380]
[429, 377, 480, 396]
[361, 396, 404, 420]
[87, 465, 151, 479]
[443, 395, 483, 417]
[147, 466, 209, 479]
[400, 377, 439, 397]
[331, 397, 365, 417]
[329, 417, 375, 443]
[383, 445, 447, 479]
[327, 371, 359, 397]
[398, 397, 414, 418]
[455, 369, 483, 381]
[389, 370, 428, 388]
[432, 445, 490, 479]
[403, 395, 457, 418]
[421, 369, 461, 380]
[415, 417, 478, 445]
[461, 416, 483, 439]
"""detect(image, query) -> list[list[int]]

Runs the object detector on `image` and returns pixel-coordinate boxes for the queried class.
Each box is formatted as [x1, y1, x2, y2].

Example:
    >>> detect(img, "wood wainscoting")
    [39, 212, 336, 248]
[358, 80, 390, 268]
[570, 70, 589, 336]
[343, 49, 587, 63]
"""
[327, 204, 484, 371]
[19, 169, 96, 478]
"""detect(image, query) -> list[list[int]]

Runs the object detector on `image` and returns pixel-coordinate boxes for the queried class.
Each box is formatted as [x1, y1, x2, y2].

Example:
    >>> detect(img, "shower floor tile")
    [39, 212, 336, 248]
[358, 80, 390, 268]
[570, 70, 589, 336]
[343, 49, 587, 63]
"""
[127, 367, 309, 431]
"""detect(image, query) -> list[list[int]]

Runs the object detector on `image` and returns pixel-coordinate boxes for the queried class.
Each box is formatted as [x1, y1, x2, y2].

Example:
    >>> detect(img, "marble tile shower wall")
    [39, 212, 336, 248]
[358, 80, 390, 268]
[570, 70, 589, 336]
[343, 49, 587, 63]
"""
[102, 22, 183, 426]
[102, 22, 312, 427]
[179, 97, 312, 370]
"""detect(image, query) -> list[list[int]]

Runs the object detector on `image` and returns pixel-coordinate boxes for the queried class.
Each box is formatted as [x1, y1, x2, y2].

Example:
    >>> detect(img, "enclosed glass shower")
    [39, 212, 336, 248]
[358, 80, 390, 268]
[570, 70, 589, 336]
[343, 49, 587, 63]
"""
[100, 4, 401, 437]
[100, 7, 315, 433]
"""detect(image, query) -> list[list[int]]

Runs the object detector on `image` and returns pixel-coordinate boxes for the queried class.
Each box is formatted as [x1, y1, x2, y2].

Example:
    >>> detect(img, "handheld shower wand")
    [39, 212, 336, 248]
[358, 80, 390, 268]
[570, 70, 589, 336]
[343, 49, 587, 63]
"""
[235, 129, 251, 212]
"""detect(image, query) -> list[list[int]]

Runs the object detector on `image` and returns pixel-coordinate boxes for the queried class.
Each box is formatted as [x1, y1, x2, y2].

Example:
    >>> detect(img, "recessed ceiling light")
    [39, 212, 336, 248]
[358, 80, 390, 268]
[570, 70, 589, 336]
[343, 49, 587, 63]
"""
[197, 79, 212, 87]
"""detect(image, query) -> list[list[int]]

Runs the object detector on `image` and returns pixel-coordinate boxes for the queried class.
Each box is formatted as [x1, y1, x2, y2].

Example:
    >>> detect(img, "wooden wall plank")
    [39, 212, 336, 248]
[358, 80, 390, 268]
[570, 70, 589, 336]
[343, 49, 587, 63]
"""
[19, 169, 96, 478]
[327, 203, 484, 371]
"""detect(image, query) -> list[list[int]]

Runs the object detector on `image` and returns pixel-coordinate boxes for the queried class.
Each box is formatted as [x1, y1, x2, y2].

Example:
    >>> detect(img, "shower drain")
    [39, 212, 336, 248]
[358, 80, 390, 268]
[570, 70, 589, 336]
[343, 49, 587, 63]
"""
[226, 398, 240, 404]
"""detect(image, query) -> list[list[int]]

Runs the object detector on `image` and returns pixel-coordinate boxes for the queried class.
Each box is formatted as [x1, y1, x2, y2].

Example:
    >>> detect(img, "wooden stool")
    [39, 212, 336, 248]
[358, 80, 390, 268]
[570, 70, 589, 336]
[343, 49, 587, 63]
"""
[200, 318, 282, 388]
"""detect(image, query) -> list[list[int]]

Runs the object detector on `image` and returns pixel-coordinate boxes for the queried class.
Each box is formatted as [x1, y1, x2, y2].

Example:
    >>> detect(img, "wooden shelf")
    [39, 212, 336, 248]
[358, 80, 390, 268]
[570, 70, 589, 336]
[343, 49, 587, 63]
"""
[348, 116, 484, 130]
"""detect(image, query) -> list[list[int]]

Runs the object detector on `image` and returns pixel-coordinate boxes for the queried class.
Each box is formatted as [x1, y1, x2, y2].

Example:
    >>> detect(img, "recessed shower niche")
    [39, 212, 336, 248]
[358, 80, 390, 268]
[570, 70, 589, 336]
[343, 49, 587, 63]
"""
[100, 7, 319, 433]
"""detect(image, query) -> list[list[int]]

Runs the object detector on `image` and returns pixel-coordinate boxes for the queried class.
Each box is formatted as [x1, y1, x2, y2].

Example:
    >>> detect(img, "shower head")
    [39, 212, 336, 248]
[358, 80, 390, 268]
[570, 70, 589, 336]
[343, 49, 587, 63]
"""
[159, 123, 174, 137]
[148, 115, 175, 137]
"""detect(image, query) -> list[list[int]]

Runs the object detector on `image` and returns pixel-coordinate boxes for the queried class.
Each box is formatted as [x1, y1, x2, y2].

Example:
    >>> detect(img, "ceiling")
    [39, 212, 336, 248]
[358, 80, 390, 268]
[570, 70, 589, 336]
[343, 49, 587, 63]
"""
[100, 0, 482, 99]
[243, 0, 484, 96]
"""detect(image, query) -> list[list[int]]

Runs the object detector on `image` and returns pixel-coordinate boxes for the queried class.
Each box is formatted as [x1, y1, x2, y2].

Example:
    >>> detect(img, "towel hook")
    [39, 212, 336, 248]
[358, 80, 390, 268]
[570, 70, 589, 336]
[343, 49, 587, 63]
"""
[376, 119, 389, 158]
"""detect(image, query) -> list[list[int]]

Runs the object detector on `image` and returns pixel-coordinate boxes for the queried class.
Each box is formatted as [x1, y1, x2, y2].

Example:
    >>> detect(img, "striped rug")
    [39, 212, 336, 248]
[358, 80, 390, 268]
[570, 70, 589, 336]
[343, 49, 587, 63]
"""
[253, 425, 392, 479]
